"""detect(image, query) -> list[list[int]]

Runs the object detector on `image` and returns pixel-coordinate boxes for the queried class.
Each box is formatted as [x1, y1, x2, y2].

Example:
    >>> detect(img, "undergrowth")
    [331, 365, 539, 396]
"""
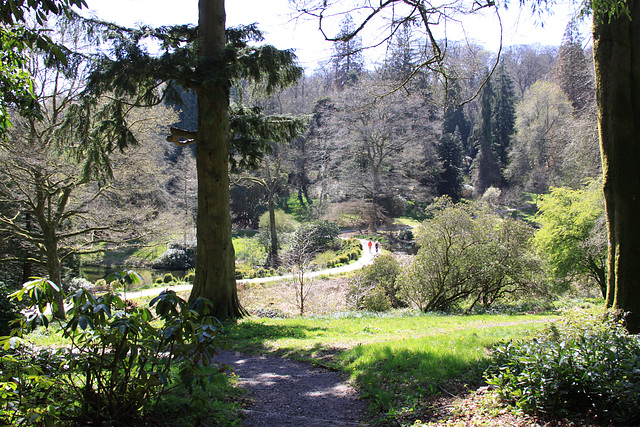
[485, 308, 640, 425]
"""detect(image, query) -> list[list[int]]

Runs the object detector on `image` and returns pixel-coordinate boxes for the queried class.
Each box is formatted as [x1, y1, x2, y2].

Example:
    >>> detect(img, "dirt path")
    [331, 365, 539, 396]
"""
[215, 351, 367, 426]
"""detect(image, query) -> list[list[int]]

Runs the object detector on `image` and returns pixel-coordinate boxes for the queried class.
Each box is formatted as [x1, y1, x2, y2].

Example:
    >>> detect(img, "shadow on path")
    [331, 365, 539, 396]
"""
[216, 351, 367, 426]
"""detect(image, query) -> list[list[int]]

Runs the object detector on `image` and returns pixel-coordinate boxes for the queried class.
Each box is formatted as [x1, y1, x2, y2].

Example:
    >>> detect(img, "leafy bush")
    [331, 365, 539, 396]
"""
[321, 238, 363, 269]
[258, 209, 299, 233]
[398, 197, 543, 312]
[233, 236, 267, 270]
[347, 254, 403, 311]
[534, 181, 607, 297]
[360, 286, 392, 312]
[94, 278, 108, 291]
[296, 220, 341, 252]
[184, 270, 196, 284]
[65, 277, 95, 294]
[397, 228, 414, 241]
[1, 275, 223, 425]
[152, 242, 196, 270]
[485, 309, 640, 424]
[163, 272, 175, 283]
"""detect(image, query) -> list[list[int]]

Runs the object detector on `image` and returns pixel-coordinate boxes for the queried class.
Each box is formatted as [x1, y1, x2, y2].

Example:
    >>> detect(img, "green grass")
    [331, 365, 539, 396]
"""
[223, 311, 557, 423]
[393, 217, 421, 227]
[233, 236, 267, 268]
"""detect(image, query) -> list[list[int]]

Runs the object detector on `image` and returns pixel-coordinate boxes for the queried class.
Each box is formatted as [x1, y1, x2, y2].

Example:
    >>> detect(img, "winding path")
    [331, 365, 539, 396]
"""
[133, 239, 375, 425]
[131, 239, 376, 299]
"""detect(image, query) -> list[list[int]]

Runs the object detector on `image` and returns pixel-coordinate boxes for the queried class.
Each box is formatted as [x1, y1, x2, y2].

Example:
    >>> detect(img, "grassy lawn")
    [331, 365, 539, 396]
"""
[222, 311, 557, 424]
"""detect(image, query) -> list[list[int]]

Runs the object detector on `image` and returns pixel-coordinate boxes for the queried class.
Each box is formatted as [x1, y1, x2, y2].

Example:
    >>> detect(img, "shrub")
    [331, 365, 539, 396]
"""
[163, 273, 175, 284]
[398, 228, 414, 241]
[152, 242, 196, 270]
[398, 197, 542, 312]
[65, 277, 95, 294]
[361, 286, 392, 312]
[337, 254, 350, 264]
[184, 270, 196, 284]
[2, 275, 222, 425]
[94, 278, 108, 291]
[485, 309, 640, 425]
[362, 254, 404, 308]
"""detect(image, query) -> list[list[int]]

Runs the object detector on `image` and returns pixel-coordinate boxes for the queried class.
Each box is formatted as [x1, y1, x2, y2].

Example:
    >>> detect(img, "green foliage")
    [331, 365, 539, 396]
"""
[350, 254, 403, 311]
[324, 238, 362, 268]
[0, 282, 20, 336]
[534, 181, 607, 296]
[485, 309, 640, 424]
[258, 209, 299, 234]
[85, 22, 303, 172]
[151, 242, 196, 270]
[0, 27, 38, 133]
[435, 130, 464, 200]
[506, 80, 571, 193]
[359, 286, 392, 312]
[234, 236, 268, 270]
[184, 270, 196, 284]
[258, 210, 299, 256]
[297, 220, 341, 252]
[163, 273, 175, 283]
[398, 197, 543, 312]
[0, 1, 87, 134]
[94, 278, 108, 290]
[1, 0, 87, 26]
[1, 275, 223, 425]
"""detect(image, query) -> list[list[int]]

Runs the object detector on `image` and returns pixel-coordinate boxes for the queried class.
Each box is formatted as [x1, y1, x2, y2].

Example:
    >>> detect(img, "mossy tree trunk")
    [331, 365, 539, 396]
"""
[593, 0, 640, 333]
[188, 0, 246, 320]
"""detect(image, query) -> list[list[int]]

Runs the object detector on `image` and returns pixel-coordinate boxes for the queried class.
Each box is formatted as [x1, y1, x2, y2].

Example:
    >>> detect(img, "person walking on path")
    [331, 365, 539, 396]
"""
[375, 241, 379, 253]
[368, 240, 373, 253]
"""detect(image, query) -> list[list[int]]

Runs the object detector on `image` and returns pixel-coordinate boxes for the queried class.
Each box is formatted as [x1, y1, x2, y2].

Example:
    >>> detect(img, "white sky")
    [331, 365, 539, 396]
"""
[82, 0, 590, 72]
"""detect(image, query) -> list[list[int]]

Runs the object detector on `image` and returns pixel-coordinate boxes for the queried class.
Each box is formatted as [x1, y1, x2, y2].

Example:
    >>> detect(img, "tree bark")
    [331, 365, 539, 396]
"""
[189, 0, 246, 320]
[593, 0, 640, 332]
[265, 158, 279, 267]
[44, 233, 66, 320]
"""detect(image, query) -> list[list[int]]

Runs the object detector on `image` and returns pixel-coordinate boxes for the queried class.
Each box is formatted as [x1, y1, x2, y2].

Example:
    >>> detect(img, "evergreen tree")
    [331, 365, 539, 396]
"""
[435, 128, 464, 201]
[491, 62, 516, 175]
[443, 79, 471, 153]
[85, 4, 303, 320]
[556, 21, 594, 113]
[332, 14, 365, 89]
[382, 22, 415, 82]
[471, 77, 501, 195]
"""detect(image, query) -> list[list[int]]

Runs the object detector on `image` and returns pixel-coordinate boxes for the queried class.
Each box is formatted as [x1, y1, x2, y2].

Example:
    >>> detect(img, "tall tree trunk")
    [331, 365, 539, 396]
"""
[369, 162, 380, 232]
[593, 0, 640, 333]
[44, 232, 66, 320]
[21, 212, 33, 284]
[189, 0, 246, 320]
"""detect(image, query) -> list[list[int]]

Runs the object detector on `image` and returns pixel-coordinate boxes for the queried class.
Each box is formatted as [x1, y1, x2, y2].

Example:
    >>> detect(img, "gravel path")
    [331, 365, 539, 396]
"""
[215, 351, 367, 427]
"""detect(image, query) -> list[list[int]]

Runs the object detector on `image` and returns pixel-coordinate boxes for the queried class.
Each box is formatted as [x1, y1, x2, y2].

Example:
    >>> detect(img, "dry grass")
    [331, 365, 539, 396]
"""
[237, 274, 354, 317]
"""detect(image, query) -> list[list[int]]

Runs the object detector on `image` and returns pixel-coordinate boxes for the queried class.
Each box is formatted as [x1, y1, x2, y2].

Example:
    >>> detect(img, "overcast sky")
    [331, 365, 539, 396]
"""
[82, 0, 590, 72]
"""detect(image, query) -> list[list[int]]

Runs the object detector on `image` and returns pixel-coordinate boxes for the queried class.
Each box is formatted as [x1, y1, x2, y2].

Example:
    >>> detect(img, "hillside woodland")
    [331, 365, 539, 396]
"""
[2, 4, 632, 426]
